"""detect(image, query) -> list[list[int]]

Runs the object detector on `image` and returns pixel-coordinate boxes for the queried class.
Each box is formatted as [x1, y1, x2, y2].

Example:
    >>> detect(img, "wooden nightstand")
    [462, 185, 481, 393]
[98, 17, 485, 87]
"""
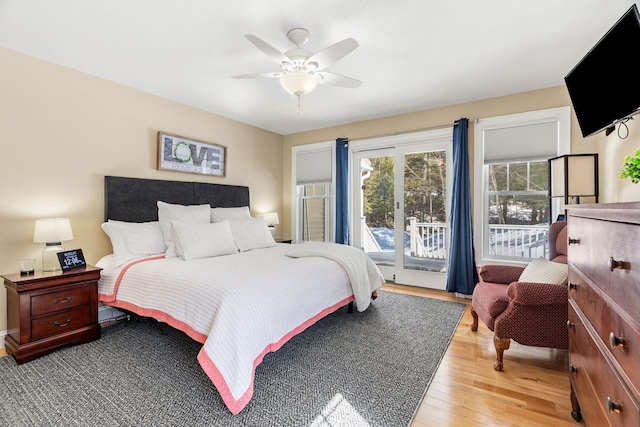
[2, 266, 101, 364]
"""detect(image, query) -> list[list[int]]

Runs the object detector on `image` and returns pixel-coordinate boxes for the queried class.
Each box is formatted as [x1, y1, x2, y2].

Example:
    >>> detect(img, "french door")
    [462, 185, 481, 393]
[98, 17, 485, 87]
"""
[350, 130, 452, 289]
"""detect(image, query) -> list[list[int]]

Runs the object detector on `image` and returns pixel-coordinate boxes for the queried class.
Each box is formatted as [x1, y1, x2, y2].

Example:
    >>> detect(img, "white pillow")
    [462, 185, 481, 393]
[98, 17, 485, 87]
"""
[519, 257, 568, 285]
[211, 206, 251, 223]
[227, 216, 277, 252]
[101, 220, 166, 267]
[157, 201, 211, 258]
[171, 220, 238, 261]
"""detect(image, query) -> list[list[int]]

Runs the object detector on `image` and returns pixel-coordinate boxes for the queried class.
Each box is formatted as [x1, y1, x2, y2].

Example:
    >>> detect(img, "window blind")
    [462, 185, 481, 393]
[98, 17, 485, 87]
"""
[484, 122, 558, 164]
[296, 149, 332, 184]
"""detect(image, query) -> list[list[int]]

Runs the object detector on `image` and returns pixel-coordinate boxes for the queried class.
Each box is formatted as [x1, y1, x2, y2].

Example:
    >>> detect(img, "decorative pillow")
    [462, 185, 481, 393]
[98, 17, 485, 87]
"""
[101, 220, 166, 267]
[211, 206, 251, 223]
[157, 201, 211, 258]
[519, 257, 568, 285]
[227, 216, 277, 252]
[171, 220, 238, 261]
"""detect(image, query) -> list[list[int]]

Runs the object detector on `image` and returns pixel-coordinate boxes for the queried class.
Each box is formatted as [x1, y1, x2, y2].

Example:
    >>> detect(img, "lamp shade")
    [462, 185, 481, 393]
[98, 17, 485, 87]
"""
[263, 212, 280, 226]
[548, 154, 599, 200]
[33, 218, 74, 243]
[279, 72, 319, 96]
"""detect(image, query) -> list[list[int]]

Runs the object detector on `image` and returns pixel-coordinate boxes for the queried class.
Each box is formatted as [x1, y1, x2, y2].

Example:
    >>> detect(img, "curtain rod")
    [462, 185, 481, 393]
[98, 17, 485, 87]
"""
[347, 118, 479, 143]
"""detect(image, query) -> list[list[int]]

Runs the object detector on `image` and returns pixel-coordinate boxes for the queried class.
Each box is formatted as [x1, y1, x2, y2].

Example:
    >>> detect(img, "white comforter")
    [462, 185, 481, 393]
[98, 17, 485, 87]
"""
[97, 243, 383, 414]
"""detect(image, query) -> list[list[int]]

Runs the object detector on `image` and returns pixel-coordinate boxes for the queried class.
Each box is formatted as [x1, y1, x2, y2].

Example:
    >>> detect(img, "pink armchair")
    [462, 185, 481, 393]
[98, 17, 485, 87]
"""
[471, 221, 568, 371]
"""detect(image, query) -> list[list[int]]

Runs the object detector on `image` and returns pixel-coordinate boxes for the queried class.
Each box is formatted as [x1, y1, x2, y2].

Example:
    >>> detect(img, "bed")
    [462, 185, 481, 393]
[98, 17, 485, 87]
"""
[97, 175, 384, 415]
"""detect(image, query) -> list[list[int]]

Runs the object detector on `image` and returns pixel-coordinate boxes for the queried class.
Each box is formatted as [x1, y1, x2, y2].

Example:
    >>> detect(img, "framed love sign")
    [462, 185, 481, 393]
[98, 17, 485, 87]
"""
[157, 131, 227, 177]
[57, 249, 87, 272]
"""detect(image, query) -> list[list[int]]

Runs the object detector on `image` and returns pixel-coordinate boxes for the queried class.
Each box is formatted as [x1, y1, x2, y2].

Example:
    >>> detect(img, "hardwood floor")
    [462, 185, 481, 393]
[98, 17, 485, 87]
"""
[382, 283, 579, 427]
[0, 284, 578, 426]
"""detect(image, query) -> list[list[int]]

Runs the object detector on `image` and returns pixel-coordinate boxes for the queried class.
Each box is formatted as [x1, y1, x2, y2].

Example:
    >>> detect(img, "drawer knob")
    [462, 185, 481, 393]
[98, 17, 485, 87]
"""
[567, 320, 575, 331]
[608, 256, 626, 271]
[53, 296, 72, 304]
[609, 332, 625, 349]
[569, 364, 578, 374]
[607, 397, 622, 414]
[53, 317, 72, 328]
[568, 237, 580, 245]
[568, 282, 577, 291]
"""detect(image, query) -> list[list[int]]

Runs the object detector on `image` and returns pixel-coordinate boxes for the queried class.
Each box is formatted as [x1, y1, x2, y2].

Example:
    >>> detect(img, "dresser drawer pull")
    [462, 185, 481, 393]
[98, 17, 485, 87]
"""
[567, 320, 575, 331]
[609, 332, 625, 349]
[607, 397, 622, 414]
[568, 282, 577, 291]
[53, 296, 72, 304]
[569, 364, 578, 374]
[53, 317, 72, 328]
[568, 237, 580, 245]
[607, 256, 626, 271]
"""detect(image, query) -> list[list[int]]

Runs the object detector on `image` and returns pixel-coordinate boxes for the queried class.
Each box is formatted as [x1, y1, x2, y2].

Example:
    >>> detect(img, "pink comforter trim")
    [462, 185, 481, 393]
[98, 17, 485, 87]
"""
[105, 299, 208, 344]
[98, 255, 165, 302]
[197, 295, 355, 415]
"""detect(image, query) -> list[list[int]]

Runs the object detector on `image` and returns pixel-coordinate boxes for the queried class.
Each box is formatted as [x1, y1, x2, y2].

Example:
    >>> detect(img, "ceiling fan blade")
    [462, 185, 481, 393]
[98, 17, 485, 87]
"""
[307, 38, 358, 70]
[245, 34, 290, 65]
[317, 72, 361, 88]
[231, 72, 283, 79]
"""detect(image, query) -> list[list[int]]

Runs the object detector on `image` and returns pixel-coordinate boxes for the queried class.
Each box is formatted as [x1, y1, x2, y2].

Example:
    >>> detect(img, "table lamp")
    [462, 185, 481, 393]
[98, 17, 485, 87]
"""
[33, 218, 74, 272]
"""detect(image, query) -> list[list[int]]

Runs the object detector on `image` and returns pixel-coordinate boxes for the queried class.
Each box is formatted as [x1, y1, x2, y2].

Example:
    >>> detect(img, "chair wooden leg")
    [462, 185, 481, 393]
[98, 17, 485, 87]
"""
[471, 307, 478, 332]
[493, 336, 510, 371]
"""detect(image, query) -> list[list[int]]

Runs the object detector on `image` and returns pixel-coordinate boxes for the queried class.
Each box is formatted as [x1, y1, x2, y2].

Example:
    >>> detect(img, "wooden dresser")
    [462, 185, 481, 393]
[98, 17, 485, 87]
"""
[567, 202, 640, 425]
[3, 266, 101, 364]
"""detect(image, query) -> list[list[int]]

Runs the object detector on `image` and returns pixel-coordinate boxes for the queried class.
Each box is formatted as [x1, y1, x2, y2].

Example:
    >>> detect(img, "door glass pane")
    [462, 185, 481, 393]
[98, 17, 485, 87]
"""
[361, 156, 395, 267]
[403, 150, 447, 272]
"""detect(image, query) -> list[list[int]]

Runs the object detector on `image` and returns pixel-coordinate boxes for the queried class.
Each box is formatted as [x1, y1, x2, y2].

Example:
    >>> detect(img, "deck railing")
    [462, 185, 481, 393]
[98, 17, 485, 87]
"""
[408, 218, 447, 259]
[365, 218, 548, 263]
[488, 224, 549, 259]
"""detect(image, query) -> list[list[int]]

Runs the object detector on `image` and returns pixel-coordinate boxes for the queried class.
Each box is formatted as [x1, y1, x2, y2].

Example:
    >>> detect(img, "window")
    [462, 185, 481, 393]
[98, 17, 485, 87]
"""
[291, 142, 335, 242]
[474, 107, 570, 264]
[300, 183, 330, 241]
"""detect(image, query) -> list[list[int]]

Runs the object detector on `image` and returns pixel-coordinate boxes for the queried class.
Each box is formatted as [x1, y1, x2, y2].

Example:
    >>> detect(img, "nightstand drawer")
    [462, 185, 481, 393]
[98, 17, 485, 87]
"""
[31, 306, 91, 341]
[31, 285, 90, 317]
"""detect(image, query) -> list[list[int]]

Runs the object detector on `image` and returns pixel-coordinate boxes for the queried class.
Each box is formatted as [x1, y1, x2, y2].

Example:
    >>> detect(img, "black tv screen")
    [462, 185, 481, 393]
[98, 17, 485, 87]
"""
[565, 4, 640, 137]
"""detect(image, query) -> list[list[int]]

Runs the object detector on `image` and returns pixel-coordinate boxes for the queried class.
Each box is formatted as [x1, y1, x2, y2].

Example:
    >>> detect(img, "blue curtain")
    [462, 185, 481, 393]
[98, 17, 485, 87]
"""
[335, 138, 349, 244]
[446, 118, 479, 295]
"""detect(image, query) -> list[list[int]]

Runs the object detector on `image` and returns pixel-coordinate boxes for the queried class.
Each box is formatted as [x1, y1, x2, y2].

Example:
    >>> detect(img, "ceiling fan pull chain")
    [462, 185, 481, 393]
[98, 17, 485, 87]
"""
[297, 95, 301, 116]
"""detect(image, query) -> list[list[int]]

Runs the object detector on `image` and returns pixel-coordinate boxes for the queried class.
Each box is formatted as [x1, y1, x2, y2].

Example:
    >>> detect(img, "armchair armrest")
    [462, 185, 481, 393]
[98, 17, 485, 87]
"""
[479, 264, 525, 285]
[506, 281, 568, 306]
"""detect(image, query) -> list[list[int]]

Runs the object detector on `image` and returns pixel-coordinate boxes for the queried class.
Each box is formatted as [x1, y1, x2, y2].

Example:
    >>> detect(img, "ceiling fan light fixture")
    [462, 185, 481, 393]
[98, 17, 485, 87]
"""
[279, 72, 319, 96]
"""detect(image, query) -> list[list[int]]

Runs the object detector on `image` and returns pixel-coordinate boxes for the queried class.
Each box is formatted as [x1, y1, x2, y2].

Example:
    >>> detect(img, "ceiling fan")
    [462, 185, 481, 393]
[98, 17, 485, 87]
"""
[232, 28, 361, 99]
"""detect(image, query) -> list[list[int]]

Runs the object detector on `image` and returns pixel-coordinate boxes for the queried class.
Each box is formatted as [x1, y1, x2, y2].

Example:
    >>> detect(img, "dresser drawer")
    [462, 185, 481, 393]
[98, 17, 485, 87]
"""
[569, 302, 640, 426]
[570, 267, 640, 394]
[569, 336, 610, 427]
[31, 306, 91, 341]
[31, 284, 90, 317]
[568, 216, 640, 321]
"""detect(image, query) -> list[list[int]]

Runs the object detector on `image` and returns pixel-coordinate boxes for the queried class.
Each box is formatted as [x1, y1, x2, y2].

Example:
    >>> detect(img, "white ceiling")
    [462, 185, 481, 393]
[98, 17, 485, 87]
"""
[0, 0, 636, 135]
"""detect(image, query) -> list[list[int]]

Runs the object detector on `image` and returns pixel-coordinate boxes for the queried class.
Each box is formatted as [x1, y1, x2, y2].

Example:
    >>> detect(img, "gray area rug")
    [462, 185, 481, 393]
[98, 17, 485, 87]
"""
[0, 290, 465, 426]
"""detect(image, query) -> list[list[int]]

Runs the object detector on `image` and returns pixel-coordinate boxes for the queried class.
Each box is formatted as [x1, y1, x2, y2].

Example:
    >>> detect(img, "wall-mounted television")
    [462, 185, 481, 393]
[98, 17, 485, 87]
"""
[564, 4, 640, 138]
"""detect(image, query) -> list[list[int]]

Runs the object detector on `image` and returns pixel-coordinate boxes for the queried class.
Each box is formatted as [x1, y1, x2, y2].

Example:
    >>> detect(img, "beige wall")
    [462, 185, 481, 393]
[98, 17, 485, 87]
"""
[282, 86, 640, 239]
[0, 47, 283, 332]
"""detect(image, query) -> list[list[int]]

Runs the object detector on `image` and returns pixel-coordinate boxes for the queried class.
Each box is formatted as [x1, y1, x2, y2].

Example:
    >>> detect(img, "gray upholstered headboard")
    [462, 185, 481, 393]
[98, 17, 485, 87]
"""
[104, 175, 250, 222]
